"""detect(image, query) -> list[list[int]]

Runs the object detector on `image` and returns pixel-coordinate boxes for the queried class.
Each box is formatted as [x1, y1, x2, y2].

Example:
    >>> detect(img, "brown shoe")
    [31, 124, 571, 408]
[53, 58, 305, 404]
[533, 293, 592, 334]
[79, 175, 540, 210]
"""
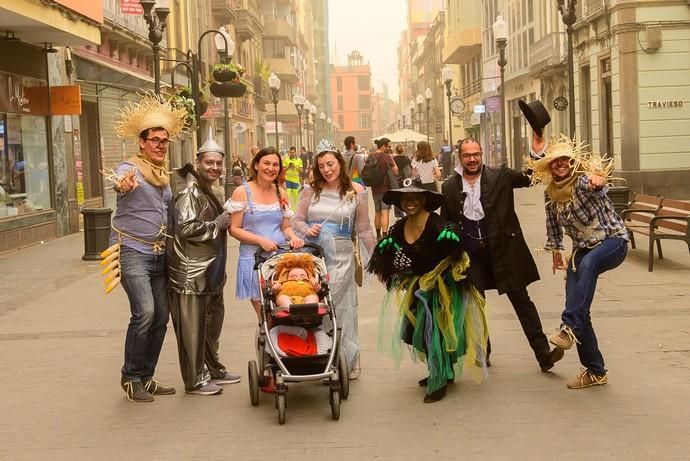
[567, 368, 608, 389]
[549, 325, 578, 350]
[423, 385, 447, 403]
[144, 379, 176, 395]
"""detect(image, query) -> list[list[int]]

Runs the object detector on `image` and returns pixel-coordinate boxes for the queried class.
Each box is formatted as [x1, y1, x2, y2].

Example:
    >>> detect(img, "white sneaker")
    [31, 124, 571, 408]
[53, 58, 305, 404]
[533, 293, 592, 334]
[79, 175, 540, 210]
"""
[186, 382, 223, 395]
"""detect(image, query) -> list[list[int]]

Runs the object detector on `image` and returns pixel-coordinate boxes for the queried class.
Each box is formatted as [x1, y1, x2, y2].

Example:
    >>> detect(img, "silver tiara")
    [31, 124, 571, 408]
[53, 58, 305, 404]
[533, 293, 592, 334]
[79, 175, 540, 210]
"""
[316, 139, 337, 154]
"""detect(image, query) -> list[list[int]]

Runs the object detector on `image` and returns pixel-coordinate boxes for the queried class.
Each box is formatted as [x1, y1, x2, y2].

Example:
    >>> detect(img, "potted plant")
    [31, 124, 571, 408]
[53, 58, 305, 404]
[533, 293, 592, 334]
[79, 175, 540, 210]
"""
[170, 85, 209, 126]
[212, 62, 244, 82]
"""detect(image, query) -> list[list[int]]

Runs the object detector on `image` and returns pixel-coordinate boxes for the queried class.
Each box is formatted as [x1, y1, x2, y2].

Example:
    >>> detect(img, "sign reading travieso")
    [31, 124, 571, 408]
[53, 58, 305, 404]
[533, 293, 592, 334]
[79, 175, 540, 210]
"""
[647, 100, 684, 109]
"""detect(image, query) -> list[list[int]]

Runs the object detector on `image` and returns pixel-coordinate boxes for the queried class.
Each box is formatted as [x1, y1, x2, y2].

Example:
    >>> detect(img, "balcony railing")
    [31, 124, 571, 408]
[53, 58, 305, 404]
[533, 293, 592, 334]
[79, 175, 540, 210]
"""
[529, 31, 563, 71]
[461, 80, 482, 99]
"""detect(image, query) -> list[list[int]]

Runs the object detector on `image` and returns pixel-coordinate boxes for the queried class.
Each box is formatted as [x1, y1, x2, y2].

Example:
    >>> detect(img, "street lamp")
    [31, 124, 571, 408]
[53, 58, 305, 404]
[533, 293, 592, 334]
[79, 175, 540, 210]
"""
[493, 14, 508, 166]
[212, 26, 235, 200]
[319, 111, 326, 141]
[416, 94, 425, 135]
[303, 99, 311, 153]
[442, 65, 455, 148]
[293, 92, 305, 153]
[268, 72, 281, 148]
[558, 0, 577, 138]
[309, 104, 317, 151]
[408, 100, 416, 132]
[140, 0, 170, 95]
[327, 116, 332, 140]
[424, 87, 432, 143]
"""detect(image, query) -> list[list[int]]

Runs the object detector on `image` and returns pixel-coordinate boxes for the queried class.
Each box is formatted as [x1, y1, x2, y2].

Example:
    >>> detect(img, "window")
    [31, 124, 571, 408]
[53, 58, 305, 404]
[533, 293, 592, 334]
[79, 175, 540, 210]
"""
[358, 94, 370, 110]
[338, 115, 344, 128]
[580, 65, 592, 146]
[358, 75, 370, 91]
[0, 114, 51, 217]
[337, 95, 343, 110]
[359, 113, 370, 129]
[336, 77, 342, 91]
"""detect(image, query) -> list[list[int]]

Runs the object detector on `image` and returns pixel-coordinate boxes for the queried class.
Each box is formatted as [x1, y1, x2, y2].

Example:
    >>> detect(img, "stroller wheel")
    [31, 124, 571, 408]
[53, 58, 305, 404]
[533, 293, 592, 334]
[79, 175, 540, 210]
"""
[338, 352, 350, 400]
[329, 389, 341, 421]
[276, 393, 287, 425]
[248, 360, 260, 406]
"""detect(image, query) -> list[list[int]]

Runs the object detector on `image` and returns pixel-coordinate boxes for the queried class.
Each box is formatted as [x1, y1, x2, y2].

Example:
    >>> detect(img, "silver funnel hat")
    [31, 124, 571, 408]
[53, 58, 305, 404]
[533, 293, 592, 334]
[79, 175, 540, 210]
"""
[197, 126, 225, 156]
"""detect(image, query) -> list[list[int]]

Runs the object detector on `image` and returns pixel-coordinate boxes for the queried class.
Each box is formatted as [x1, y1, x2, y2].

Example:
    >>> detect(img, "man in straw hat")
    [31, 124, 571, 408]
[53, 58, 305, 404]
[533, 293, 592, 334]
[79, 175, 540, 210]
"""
[440, 133, 564, 373]
[526, 135, 628, 389]
[167, 130, 241, 396]
[111, 93, 187, 402]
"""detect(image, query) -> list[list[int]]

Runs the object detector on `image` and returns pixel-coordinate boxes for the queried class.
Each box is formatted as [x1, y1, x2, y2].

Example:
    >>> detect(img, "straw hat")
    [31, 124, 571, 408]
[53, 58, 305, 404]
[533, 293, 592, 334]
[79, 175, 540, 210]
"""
[525, 135, 613, 186]
[115, 92, 188, 141]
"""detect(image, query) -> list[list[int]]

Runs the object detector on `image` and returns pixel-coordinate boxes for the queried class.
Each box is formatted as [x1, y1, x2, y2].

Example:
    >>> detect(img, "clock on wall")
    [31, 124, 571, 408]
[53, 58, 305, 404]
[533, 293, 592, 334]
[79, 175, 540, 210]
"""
[450, 97, 465, 115]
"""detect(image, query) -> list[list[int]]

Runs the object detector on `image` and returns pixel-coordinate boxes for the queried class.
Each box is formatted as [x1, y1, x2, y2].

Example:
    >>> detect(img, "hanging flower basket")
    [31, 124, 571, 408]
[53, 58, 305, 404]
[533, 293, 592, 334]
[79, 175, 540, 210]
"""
[212, 68, 237, 82]
[210, 81, 247, 98]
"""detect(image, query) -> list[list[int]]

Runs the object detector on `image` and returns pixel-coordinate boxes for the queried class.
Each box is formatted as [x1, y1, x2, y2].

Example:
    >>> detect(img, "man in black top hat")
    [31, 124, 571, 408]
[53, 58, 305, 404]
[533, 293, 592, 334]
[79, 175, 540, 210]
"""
[440, 131, 564, 373]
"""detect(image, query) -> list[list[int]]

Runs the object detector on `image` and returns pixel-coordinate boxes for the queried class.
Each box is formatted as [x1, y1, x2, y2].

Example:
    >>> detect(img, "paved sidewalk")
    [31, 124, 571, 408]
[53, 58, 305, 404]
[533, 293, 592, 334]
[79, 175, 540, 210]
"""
[1, 187, 689, 460]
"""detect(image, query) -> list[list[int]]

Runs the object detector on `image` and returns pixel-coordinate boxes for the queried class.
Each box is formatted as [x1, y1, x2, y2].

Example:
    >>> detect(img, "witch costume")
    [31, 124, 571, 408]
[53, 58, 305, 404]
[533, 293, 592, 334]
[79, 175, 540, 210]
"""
[367, 181, 489, 401]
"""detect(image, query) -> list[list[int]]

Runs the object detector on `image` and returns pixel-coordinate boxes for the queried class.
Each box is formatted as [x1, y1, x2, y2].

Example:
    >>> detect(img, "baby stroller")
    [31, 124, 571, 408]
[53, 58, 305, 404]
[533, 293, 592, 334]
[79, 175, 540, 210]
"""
[248, 243, 349, 424]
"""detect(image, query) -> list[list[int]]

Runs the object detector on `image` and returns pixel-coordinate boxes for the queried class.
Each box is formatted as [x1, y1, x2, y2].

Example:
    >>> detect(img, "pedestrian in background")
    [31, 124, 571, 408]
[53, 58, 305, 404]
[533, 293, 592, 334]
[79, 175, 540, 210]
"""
[391, 144, 411, 218]
[167, 135, 241, 396]
[110, 95, 185, 402]
[411, 140, 441, 192]
[283, 146, 303, 210]
[342, 136, 366, 186]
[526, 135, 628, 389]
[368, 137, 398, 238]
[439, 139, 453, 179]
[440, 136, 564, 373]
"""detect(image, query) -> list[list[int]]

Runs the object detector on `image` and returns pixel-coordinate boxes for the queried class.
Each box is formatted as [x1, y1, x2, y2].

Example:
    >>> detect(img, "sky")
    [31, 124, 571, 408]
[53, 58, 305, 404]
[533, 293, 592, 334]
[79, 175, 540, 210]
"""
[328, 0, 407, 101]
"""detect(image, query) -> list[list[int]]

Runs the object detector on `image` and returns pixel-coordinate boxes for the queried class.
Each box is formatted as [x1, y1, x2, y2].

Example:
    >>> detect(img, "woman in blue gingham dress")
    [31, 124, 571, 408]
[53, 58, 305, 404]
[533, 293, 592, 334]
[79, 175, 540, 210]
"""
[228, 147, 303, 316]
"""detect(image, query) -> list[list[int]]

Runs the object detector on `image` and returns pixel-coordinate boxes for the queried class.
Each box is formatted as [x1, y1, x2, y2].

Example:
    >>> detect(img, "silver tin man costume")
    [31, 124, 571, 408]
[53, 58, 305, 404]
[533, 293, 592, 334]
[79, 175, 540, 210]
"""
[167, 131, 234, 393]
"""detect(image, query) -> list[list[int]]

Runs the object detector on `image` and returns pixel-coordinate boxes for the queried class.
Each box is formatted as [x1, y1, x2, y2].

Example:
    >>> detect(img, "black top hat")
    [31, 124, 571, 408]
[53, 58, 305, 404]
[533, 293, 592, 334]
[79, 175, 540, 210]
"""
[519, 100, 551, 137]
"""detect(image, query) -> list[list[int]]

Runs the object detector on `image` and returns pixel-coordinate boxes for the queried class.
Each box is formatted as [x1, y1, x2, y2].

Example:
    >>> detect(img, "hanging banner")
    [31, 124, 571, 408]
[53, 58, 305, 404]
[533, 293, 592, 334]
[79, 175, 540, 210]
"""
[121, 0, 144, 15]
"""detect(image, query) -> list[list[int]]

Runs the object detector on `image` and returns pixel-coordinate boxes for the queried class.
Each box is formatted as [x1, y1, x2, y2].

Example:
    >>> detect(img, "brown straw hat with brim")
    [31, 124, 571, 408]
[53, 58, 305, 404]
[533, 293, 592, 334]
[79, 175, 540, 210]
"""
[383, 178, 444, 211]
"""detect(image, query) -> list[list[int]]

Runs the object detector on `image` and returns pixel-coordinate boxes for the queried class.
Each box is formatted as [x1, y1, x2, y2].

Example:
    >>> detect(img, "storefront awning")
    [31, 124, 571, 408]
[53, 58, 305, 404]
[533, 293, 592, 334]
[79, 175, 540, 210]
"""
[0, 1, 101, 46]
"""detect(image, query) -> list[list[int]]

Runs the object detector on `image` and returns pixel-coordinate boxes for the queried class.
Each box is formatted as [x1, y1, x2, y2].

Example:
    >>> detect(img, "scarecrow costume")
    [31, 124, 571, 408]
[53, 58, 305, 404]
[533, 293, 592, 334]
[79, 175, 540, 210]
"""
[525, 135, 628, 389]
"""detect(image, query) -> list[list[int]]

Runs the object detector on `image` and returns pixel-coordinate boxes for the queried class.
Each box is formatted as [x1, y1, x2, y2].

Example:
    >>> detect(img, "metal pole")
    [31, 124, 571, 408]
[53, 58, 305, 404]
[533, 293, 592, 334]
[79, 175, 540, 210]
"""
[497, 38, 507, 166]
[297, 110, 303, 152]
[445, 82, 453, 147]
[153, 44, 161, 95]
[274, 101, 279, 148]
[426, 104, 430, 143]
[566, 19, 576, 138]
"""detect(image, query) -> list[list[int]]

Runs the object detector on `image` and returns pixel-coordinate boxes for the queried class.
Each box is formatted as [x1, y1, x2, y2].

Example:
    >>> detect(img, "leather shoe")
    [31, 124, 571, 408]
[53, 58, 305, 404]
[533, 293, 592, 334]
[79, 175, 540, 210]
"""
[540, 347, 565, 372]
[423, 385, 447, 403]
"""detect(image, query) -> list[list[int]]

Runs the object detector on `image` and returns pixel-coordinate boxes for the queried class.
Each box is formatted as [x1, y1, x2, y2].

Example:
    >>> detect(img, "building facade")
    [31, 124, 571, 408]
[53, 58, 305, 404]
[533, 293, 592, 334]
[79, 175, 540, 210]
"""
[331, 51, 373, 146]
[0, 0, 102, 251]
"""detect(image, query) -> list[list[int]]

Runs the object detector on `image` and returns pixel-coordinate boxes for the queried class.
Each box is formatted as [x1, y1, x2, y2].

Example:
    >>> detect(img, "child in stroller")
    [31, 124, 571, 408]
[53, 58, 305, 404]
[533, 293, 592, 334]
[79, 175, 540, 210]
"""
[248, 243, 349, 424]
[270, 254, 321, 308]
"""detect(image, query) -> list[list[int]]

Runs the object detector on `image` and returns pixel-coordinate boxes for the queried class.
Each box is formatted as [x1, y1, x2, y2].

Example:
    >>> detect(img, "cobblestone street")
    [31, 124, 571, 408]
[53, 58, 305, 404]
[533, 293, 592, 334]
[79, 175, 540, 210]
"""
[1, 187, 690, 460]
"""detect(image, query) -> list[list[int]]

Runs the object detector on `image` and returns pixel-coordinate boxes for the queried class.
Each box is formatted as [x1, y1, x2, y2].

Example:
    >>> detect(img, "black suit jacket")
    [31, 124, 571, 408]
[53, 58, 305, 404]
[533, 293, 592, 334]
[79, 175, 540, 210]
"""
[440, 165, 540, 294]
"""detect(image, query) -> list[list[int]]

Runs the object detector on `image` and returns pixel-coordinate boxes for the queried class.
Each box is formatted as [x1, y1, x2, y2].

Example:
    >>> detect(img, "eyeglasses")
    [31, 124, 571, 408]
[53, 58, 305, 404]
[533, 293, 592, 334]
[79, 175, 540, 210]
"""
[146, 137, 170, 147]
[461, 152, 482, 160]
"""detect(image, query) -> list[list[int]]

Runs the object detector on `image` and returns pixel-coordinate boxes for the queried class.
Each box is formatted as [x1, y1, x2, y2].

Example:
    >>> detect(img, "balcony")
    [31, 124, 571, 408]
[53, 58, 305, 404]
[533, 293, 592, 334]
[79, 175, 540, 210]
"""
[265, 57, 299, 83]
[443, 27, 481, 65]
[529, 32, 565, 75]
[211, 0, 239, 22]
[460, 80, 482, 99]
[236, 0, 264, 42]
[101, 0, 160, 57]
[264, 18, 297, 46]
[266, 100, 298, 123]
[102, 0, 148, 41]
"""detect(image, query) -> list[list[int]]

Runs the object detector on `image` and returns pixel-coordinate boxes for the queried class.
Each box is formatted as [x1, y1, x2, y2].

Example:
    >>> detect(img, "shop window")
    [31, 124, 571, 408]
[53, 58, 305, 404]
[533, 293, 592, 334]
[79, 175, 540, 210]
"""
[0, 114, 51, 218]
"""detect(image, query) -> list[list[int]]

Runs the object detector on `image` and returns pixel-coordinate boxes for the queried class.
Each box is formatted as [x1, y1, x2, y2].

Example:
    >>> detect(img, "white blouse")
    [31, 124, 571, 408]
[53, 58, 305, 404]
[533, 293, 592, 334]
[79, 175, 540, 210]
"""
[411, 158, 438, 184]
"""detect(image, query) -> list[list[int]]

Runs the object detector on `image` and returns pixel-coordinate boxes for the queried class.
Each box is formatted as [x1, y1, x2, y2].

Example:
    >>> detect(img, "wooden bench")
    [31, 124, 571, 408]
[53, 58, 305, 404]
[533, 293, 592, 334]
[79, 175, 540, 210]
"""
[621, 195, 690, 271]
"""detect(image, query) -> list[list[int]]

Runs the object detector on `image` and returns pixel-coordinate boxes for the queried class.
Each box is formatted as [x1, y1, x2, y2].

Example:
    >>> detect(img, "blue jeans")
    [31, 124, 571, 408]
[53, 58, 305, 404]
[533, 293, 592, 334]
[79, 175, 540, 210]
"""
[562, 237, 627, 375]
[120, 246, 169, 382]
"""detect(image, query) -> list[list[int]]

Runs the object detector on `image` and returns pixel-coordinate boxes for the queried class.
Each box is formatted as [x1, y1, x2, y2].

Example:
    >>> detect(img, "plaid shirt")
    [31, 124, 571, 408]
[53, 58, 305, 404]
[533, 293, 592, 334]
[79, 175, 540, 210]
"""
[545, 175, 629, 250]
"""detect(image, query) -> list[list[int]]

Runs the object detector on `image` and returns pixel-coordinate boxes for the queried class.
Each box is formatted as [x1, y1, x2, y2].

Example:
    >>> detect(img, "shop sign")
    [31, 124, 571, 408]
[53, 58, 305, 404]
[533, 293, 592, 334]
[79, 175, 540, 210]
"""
[0, 73, 50, 115]
[485, 96, 502, 113]
[265, 121, 284, 133]
[50, 85, 82, 115]
[76, 182, 85, 206]
[201, 105, 223, 119]
[647, 100, 684, 109]
[473, 104, 486, 114]
[121, 0, 144, 14]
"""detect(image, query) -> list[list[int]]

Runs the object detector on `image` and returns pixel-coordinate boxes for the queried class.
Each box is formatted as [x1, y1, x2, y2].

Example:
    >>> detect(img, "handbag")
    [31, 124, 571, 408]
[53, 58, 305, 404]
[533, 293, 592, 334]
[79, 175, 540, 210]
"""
[351, 207, 363, 287]
[353, 235, 363, 287]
